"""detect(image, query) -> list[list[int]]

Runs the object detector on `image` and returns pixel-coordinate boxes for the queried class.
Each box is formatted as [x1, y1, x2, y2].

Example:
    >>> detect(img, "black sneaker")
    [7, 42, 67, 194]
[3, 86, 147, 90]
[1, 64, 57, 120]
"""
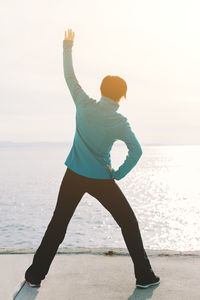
[25, 269, 42, 288]
[136, 271, 160, 289]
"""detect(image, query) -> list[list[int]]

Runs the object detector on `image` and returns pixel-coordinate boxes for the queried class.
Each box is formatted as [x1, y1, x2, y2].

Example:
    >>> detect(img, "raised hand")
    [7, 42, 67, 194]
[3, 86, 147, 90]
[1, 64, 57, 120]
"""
[64, 29, 75, 41]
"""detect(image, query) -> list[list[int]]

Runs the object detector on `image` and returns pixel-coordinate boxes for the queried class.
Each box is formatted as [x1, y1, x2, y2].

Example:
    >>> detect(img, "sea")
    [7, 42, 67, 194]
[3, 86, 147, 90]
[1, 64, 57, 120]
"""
[0, 142, 199, 251]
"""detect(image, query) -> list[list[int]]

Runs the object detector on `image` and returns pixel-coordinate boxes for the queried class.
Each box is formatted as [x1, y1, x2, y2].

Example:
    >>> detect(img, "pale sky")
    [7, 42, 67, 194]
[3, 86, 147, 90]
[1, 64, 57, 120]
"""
[1, 0, 200, 144]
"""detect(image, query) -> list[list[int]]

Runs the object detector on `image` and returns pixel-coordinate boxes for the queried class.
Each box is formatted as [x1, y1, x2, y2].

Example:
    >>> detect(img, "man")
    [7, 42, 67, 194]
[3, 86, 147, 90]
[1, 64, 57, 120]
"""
[24, 29, 160, 289]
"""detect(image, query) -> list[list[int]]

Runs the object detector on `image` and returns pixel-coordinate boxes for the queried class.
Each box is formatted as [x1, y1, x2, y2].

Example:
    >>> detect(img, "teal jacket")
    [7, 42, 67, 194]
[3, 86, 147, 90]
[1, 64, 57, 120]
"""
[63, 39, 142, 180]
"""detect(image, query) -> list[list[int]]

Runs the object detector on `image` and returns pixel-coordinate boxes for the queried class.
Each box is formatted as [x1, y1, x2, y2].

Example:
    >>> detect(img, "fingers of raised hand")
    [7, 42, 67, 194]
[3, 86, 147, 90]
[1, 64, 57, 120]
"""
[65, 29, 75, 40]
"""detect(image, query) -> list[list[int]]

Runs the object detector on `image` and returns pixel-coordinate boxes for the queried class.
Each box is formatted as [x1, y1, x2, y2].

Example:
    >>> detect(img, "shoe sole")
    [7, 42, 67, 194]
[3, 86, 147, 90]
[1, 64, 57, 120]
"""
[136, 279, 160, 289]
[25, 280, 41, 288]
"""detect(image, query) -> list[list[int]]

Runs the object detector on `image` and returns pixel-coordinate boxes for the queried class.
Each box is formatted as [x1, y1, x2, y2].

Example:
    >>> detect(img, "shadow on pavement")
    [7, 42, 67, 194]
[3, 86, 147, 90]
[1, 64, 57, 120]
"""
[12, 280, 39, 300]
[128, 283, 160, 300]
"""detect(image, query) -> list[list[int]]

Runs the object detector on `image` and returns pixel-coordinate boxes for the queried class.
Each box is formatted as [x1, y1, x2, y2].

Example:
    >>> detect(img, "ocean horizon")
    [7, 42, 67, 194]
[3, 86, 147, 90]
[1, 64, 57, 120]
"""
[1, 141, 200, 146]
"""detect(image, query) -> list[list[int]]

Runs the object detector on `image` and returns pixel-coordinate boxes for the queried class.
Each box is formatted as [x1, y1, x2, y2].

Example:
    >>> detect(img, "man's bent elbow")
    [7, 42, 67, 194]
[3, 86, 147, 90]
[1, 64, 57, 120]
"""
[130, 145, 143, 163]
[138, 145, 143, 158]
[134, 144, 142, 158]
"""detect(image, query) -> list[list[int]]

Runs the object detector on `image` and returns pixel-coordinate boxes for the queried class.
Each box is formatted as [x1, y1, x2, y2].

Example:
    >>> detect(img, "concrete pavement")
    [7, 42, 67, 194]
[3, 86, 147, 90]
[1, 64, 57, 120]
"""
[0, 248, 199, 300]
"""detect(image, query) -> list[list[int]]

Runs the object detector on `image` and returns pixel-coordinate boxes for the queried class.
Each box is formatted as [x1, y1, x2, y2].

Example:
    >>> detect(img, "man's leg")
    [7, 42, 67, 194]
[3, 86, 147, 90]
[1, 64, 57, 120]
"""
[25, 168, 86, 281]
[86, 178, 152, 280]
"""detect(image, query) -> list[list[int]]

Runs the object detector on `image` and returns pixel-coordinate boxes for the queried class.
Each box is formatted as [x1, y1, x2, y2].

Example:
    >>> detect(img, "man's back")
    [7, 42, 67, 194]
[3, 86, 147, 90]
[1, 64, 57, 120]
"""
[63, 39, 142, 180]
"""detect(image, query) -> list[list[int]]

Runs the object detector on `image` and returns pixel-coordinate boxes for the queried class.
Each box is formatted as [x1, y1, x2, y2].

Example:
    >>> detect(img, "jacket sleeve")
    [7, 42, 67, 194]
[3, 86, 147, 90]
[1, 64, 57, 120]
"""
[111, 121, 143, 180]
[63, 39, 96, 108]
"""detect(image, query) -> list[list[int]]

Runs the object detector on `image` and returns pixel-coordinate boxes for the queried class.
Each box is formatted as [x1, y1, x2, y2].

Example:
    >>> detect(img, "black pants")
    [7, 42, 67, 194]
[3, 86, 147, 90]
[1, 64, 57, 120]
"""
[25, 167, 152, 281]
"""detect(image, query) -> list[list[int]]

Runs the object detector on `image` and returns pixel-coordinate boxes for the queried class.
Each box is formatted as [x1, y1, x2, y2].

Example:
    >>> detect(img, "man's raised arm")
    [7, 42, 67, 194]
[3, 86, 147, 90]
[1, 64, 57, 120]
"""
[63, 29, 96, 108]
